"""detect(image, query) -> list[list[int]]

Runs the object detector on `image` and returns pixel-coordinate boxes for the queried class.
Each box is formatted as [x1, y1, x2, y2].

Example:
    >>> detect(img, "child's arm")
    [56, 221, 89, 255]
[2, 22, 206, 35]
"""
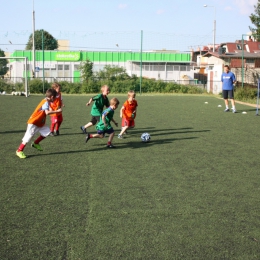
[102, 114, 108, 128]
[111, 118, 118, 127]
[86, 97, 93, 106]
[45, 107, 62, 115]
[120, 106, 125, 118]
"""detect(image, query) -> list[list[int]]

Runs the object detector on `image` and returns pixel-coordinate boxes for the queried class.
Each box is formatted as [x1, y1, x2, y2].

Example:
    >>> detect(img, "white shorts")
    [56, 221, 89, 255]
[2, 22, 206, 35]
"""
[22, 124, 50, 143]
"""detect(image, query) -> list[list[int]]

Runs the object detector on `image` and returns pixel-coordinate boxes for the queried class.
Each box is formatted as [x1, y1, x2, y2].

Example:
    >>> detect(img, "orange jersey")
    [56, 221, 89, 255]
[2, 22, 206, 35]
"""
[49, 93, 62, 117]
[27, 98, 50, 127]
[122, 100, 138, 120]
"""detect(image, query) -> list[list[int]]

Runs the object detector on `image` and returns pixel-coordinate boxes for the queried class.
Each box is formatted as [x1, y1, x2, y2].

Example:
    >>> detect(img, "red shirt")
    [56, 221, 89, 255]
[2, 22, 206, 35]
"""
[122, 100, 138, 120]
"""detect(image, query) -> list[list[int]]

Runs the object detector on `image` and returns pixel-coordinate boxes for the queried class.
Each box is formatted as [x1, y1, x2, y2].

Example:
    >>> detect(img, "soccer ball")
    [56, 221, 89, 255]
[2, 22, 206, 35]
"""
[141, 133, 151, 142]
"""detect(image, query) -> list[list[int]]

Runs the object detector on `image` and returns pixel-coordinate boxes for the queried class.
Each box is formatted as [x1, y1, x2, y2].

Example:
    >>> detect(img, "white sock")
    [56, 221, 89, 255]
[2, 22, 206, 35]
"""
[226, 105, 229, 109]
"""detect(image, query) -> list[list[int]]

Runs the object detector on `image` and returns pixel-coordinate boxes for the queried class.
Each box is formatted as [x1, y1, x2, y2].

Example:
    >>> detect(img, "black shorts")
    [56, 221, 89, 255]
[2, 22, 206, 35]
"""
[90, 116, 100, 125]
[223, 90, 234, 99]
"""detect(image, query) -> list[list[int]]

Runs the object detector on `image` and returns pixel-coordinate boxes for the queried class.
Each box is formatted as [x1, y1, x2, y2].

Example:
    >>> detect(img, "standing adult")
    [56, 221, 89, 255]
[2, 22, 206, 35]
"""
[221, 65, 236, 113]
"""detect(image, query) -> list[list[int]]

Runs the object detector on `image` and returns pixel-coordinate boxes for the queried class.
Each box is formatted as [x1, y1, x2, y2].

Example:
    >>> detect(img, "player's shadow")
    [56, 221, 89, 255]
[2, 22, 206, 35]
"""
[0, 130, 25, 134]
[27, 136, 198, 158]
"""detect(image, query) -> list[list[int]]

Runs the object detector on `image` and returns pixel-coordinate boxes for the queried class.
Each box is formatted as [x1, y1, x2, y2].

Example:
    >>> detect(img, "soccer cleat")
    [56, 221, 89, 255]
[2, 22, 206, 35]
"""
[85, 133, 90, 143]
[107, 144, 116, 148]
[31, 142, 43, 151]
[80, 126, 87, 134]
[49, 132, 54, 136]
[55, 130, 60, 135]
[224, 108, 230, 112]
[16, 150, 26, 159]
[118, 134, 123, 139]
[232, 108, 237, 113]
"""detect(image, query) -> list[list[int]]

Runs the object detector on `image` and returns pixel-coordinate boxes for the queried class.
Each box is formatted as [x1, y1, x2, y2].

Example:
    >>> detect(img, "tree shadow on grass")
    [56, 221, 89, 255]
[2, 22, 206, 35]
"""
[27, 136, 198, 158]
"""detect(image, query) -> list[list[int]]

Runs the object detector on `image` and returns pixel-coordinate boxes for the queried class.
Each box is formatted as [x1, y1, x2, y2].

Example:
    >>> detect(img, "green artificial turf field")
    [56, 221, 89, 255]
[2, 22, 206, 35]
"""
[1, 94, 260, 260]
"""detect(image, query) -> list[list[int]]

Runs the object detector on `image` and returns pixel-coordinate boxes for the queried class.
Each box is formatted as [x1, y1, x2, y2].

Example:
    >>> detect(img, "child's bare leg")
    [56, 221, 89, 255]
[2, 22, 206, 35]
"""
[119, 126, 128, 136]
[108, 132, 115, 143]
[84, 122, 93, 129]
[92, 133, 104, 138]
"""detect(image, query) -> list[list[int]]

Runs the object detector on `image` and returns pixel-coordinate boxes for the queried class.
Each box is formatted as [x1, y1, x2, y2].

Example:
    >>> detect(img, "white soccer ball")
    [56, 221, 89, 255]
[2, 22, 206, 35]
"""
[141, 132, 151, 142]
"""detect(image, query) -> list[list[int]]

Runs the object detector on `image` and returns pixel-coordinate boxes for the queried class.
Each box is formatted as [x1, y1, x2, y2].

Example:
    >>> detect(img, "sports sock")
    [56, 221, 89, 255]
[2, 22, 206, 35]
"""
[226, 105, 229, 109]
[56, 121, 62, 131]
[89, 134, 93, 138]
[50, 123, 55, 132]
[107, 141, 111, 145]
[17, 143, 26, 152]
[34, 135, 45, 144]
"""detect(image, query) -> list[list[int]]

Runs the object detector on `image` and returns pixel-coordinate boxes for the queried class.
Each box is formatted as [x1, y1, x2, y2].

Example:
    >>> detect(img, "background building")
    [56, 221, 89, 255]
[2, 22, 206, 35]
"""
[9, 50, 194, 84]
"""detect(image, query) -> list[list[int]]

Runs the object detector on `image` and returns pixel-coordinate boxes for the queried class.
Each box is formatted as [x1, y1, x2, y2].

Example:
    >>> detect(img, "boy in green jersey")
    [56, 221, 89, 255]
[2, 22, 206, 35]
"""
[80, 85, 110, 133]
[85, 98, 119, 148]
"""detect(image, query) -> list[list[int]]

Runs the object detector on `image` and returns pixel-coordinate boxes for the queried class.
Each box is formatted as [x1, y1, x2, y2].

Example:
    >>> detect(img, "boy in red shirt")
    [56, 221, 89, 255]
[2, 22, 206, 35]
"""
[16, 89, 62, 159]
[118, 90, 138, 139]
[49, 82, 64, 136]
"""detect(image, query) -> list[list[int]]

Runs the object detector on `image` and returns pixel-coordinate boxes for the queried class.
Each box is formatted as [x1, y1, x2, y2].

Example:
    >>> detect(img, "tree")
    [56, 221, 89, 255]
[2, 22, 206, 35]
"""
[79, 58, 94, 82]
[249, 0, 260, 40]
[25, 30, 58, 50]
[95, 65, 130, 80]
[0, 49, 9, 77]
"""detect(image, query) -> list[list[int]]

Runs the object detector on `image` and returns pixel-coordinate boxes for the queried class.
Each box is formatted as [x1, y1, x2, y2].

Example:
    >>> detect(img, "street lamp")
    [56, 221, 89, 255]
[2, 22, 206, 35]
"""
[32, 0, 35, 78]
[204, 4, 216, 52]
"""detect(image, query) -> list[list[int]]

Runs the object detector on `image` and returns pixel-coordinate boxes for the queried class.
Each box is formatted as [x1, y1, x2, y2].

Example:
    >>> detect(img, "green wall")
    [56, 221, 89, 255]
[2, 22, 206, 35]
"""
[11, 50, 190, 63]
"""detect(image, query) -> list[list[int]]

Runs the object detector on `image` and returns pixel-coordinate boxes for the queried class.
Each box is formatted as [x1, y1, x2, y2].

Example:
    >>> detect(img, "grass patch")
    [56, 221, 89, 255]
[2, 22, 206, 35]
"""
[1, 94, 260, 259]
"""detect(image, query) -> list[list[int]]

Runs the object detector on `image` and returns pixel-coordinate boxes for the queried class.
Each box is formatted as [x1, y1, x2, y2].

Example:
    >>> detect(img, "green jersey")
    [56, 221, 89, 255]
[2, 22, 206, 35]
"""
[90, 94, 109, 116]
[96, 107, 114, 131]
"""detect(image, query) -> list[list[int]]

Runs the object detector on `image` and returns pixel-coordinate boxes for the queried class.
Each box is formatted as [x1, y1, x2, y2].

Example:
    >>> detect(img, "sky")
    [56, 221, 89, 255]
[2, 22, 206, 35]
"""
[0, 0, 258, 53]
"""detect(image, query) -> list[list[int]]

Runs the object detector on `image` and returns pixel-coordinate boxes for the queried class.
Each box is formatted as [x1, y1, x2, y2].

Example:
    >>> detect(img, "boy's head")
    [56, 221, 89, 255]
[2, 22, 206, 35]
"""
[46, 88, 57, 102]
[101, 85, 110, 96]
[128, 90, 136, 101]
[224, 65, 230, 73]
[110, 97, 120, 110]
[52, 82, 61, 93]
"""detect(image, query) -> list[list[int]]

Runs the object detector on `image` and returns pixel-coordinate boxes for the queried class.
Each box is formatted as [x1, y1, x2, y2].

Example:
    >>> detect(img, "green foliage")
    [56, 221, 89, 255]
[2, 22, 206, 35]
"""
[79, 59, 94, 82]
[25, 30, 58, 50]
[95, 65, 129, 81]
[249, 0, 260, 40]
[28, 78, 51, 93]
[0, 49, 9, 77]
[235, 87, 258, 101]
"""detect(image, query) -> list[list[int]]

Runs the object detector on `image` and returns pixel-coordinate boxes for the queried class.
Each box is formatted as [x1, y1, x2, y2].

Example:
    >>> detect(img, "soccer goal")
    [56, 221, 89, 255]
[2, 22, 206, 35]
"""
[0, 57, 29, 97]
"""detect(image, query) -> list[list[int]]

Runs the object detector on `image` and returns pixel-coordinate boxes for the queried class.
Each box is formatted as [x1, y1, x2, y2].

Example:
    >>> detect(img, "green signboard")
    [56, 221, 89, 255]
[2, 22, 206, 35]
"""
[55, 52, 81, 61]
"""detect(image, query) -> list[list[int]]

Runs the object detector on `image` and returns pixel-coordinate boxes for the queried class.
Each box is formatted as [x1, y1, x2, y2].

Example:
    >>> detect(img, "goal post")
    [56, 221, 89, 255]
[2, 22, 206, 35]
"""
[0, 57, 29, 97]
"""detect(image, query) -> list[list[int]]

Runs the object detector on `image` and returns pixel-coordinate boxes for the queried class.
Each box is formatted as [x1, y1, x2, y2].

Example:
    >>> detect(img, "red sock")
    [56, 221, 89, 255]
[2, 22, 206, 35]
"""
[34, 135, 45, 144]
[50, 123, 55, 132]
[55, 121, 62, 131]
[107, 141, 111, 145]
[90, 134, 93, 138]
[17, 143, 26, 152]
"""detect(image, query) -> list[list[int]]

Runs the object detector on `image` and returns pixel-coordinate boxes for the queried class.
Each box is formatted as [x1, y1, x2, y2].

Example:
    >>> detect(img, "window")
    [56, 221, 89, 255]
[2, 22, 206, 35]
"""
[74, 64, 80, 70]
[64, 65, 70, 70]
[58, 65, 63, 70]
[237, 44, 242, 50]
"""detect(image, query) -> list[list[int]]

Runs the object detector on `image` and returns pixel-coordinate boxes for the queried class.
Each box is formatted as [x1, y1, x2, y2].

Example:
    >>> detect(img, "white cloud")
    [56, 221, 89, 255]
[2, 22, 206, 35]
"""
[232, 0, 256, 15]
[224, 6, 232, 11]
[156, 9, 165, 15]
[118, 4, 127, 10]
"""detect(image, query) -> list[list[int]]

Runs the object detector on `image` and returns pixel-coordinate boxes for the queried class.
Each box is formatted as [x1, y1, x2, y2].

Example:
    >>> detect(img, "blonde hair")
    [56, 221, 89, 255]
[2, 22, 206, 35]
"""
[110, 97, 120, 106]
[52, 82, 61, 89]
[101, 85, 109, 92]
[128, 90, 136, 98]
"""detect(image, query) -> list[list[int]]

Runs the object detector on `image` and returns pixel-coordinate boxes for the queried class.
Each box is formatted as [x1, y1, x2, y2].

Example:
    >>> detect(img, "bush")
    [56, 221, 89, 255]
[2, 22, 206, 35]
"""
[235, 87, 258, 101]
[29, 79, 51, 94]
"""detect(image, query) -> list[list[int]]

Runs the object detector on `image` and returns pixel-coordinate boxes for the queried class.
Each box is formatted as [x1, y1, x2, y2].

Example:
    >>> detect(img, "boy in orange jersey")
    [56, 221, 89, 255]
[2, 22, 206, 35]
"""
[16, 89, 62, 159]
[118, 90, 138, 139]
[49, 82, 64, 136]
